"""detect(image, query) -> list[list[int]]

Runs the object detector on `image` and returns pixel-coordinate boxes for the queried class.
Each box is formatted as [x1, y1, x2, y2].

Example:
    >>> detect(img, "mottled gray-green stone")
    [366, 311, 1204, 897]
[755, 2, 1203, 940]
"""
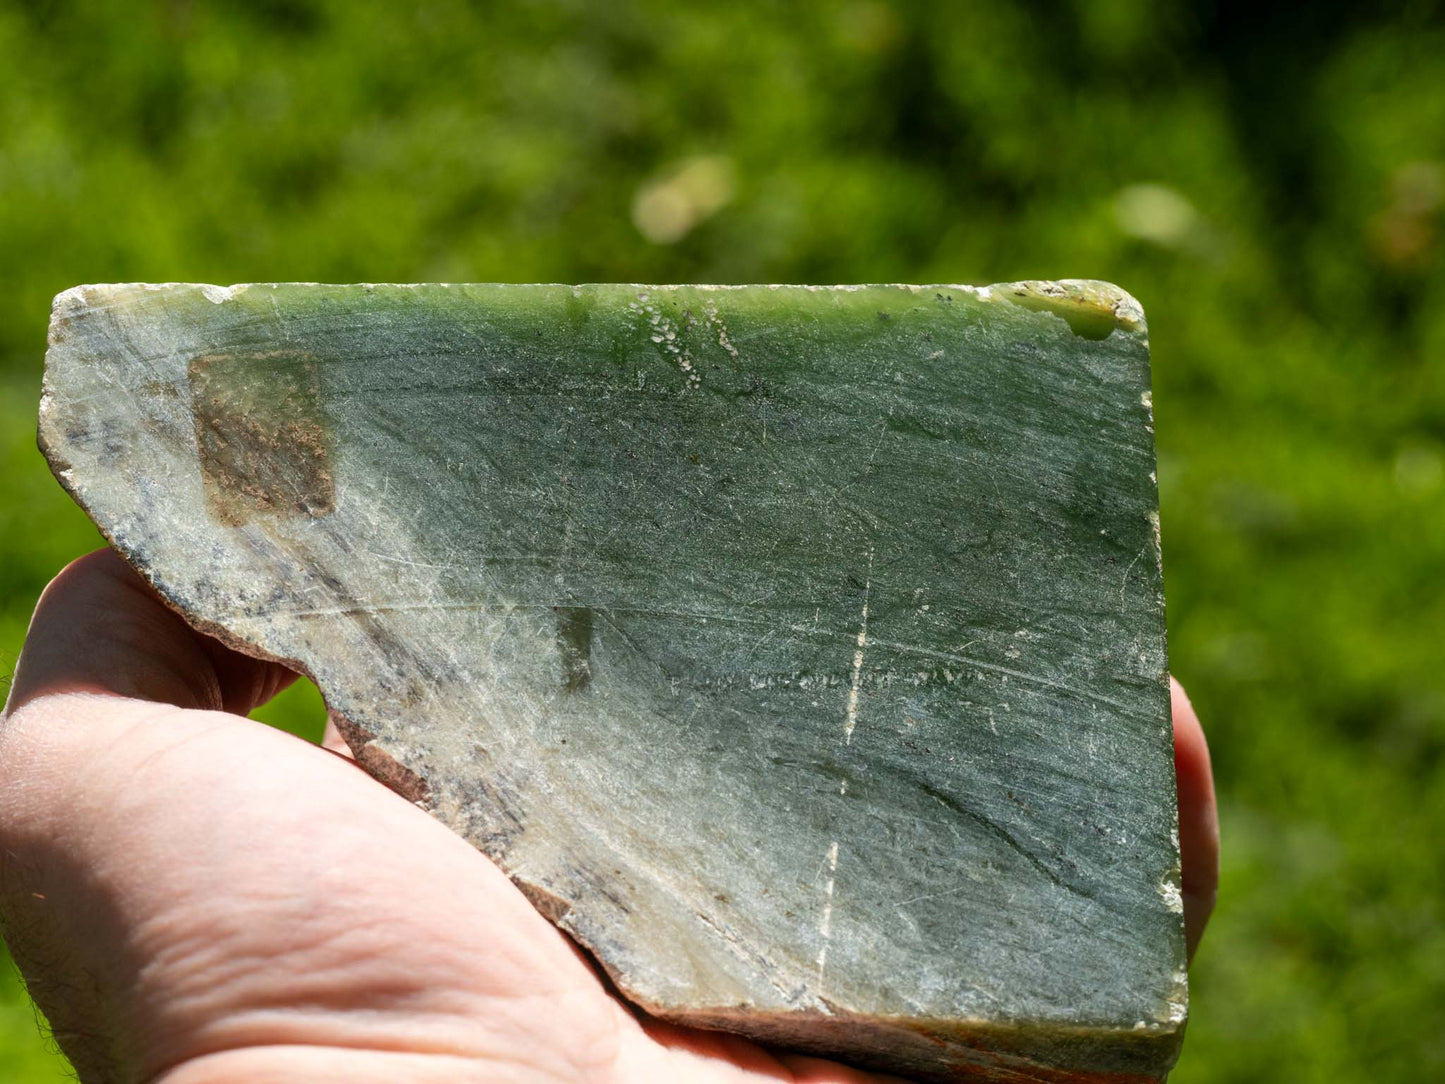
[41, 282, 1185, 1082]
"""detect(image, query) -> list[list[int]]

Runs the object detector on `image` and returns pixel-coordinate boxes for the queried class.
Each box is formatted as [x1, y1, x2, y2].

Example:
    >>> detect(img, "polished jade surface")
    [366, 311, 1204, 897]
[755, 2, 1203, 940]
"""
[42, 282, 1183, 1082]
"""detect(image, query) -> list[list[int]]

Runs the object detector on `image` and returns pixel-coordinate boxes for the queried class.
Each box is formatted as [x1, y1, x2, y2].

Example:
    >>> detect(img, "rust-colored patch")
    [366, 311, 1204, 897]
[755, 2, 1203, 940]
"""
[188, 350, 335, 527]
[329, 710, 430, 805]
[663, 1003, 1172, 1084]
[515, 878, 574, 924]
[893, 1017, 1170, 1084]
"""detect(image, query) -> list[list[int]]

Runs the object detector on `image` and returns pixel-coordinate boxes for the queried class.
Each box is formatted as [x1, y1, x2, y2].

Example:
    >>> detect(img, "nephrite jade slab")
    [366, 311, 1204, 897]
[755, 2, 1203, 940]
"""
[41, 282, 1185, 1082]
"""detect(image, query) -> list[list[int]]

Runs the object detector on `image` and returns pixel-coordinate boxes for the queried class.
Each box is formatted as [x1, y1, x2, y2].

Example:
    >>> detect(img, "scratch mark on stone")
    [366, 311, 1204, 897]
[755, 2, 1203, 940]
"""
[898, 882, 974, 907]
[1120, 544, 1147, 610]
[866, 637, 1140, 716]
[843, 547, 874, 744]
[863, 409, 891, 475]
[267, 293, 289, 340]
[913, 779, 1113, 908]
[369, 551, 467, 571]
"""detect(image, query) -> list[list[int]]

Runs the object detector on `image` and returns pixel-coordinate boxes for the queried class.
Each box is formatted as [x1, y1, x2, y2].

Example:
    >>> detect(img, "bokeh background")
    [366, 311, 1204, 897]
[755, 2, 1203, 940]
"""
[2, 0, 1442, 1079]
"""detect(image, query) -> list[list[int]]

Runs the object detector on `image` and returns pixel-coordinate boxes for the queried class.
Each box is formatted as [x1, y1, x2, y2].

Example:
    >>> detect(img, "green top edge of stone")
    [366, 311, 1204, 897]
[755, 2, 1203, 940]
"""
[49, 279, 1148, 343]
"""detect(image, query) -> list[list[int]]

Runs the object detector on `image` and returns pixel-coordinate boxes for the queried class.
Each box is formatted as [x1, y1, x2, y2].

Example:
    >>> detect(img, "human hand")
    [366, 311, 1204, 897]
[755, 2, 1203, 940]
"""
[1170, 675, 1219, 962]
[0, 549, 1218, 1083]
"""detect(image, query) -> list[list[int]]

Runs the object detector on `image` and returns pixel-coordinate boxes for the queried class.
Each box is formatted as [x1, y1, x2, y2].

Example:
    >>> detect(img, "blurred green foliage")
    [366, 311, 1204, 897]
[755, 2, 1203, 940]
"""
[2, 0, 1443, 1079]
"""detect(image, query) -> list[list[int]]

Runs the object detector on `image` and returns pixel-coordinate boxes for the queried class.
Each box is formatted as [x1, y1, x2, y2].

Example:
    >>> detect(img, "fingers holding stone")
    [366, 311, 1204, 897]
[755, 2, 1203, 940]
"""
[4, 548, 295, 718]
[0, 693, 611, 1083]
[1170, 677, 1219, 961]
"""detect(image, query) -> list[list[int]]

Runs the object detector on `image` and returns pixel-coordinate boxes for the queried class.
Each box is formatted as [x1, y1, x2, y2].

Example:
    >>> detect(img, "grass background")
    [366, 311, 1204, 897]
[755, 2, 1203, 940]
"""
[1, 0, 1442, 1079]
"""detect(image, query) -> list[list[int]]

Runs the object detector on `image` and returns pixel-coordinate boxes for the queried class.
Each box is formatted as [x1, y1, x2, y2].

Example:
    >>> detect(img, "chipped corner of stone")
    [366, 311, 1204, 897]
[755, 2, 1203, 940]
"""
[49, 282, 147, 324]
[1064, 279, 1146, 328]
[49, 284, 94, 327]
[45, 288, 98, 382]
[45, 284, 152, 373]
[49, 282, 245, 326]
[1142, 862, 1190, 1043]
[988, 279, 1148, 341]
[1141, 963, 1190, 1042]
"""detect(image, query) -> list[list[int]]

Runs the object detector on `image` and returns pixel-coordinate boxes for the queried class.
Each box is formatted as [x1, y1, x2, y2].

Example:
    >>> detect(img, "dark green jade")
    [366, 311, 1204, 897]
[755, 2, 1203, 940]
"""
[40, 282, 1185, 1082]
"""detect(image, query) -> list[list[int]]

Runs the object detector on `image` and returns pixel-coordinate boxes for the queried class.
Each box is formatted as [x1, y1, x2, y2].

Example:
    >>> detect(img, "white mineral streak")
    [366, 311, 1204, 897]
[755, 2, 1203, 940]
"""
[843, 548, 874, 744]
[1148, 509, 1164, 575]
[815, 839, 840, 988]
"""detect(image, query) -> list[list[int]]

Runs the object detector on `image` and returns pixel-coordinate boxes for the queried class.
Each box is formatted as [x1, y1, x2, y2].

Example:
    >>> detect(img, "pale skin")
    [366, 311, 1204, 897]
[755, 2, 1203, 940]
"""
[0, 550, 1218, 1083]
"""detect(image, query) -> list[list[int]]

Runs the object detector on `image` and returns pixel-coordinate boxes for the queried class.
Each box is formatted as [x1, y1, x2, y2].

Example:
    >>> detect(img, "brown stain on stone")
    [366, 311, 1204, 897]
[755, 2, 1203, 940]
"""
[188, 350, 335, 527]
[658, 1002, 1172, 1084]
[515, 878, 574, 924]
[328, 710, 430, 806]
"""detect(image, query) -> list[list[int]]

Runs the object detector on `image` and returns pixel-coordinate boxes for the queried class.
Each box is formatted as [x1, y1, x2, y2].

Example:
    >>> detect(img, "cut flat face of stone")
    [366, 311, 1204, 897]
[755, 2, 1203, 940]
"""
[41, 282, 1186, 1082]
